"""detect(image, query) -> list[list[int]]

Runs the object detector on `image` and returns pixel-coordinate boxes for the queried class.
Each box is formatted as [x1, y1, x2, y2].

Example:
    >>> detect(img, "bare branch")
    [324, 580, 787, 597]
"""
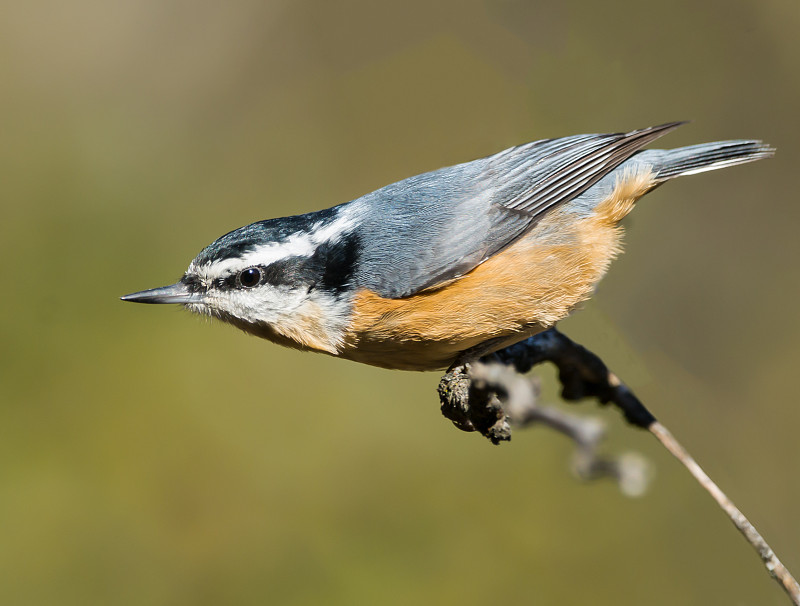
[437, 327, 800, 604]
[650, 422, 800, 603]
[468, 361, 651, 496]
[487, 328, 655, 428]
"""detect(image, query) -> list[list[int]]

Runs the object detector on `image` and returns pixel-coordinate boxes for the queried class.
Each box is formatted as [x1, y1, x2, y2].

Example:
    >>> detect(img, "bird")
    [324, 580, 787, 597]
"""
[121, 123, 773, 371]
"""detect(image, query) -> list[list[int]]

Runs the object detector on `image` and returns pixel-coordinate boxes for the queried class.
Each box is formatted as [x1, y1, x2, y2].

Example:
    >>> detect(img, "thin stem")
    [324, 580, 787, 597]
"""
[649, 421, 800, 605]
[456, 329, 800, 603]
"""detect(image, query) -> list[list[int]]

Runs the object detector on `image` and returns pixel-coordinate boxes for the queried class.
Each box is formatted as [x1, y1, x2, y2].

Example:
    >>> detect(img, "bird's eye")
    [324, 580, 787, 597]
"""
[239, 267, 262, 288]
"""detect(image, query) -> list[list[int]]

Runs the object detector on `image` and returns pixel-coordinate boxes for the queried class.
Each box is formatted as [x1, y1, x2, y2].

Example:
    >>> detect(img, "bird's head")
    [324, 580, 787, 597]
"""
[122, 207, 361, 354]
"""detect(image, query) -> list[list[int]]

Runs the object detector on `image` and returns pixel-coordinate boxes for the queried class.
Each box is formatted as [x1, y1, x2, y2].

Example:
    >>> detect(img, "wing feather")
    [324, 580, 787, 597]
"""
[351, 123, 684, 298]
[497, 122, 684, 216]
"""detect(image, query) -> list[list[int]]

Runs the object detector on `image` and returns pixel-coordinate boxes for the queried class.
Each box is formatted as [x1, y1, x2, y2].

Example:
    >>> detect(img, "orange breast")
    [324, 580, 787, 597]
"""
[339, 168, 656, 370]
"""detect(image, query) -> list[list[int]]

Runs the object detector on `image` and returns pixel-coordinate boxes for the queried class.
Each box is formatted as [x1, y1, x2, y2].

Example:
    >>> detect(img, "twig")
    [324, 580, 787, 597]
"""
[468, 361, 650, 496]
[489, 328, 655, 428]
[438, 327, 800, 604]
[650, 421, 800, 604]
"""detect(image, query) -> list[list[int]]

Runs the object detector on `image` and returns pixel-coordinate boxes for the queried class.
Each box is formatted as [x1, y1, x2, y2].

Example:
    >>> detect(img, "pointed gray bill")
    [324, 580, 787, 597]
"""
[120, 282, 202, 304]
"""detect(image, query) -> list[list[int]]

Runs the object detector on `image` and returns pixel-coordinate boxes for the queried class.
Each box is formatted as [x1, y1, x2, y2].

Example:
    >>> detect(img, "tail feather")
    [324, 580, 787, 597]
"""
[653, 140, 774, 181]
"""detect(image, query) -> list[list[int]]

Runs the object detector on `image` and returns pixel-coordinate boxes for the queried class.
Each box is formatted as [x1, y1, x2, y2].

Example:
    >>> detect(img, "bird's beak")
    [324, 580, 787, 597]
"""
[120, 282, 202, 305]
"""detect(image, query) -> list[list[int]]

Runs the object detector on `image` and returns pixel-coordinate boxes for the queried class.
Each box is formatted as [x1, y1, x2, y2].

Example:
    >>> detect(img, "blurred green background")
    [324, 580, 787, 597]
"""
[1, 1, 798, 604]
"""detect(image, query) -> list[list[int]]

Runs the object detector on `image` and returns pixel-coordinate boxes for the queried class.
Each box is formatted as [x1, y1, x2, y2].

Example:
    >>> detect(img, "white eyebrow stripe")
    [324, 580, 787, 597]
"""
[190, 202, 361, 280]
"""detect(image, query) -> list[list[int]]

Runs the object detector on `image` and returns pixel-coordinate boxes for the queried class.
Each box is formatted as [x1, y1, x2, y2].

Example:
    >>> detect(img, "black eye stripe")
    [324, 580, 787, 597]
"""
[206, 256, 322, 292]
[218, 261, 305, 291]
[259, 261, 300, 286]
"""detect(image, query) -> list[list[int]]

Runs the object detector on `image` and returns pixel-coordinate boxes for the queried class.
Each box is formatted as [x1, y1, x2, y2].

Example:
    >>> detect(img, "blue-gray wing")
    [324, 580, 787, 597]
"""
[352, 123, 683, 298]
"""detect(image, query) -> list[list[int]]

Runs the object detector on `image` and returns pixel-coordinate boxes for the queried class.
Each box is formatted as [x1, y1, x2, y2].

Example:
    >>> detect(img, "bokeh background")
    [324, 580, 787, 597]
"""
[2, 1, 798, 604]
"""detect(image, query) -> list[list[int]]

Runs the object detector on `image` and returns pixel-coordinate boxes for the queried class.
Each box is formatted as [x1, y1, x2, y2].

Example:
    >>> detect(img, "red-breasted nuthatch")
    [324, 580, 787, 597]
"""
[122, 123, 773, 371]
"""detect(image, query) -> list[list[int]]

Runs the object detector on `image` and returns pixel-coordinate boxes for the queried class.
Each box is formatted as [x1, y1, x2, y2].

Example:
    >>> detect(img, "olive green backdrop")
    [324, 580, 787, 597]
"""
[1, 1, 798, 604]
